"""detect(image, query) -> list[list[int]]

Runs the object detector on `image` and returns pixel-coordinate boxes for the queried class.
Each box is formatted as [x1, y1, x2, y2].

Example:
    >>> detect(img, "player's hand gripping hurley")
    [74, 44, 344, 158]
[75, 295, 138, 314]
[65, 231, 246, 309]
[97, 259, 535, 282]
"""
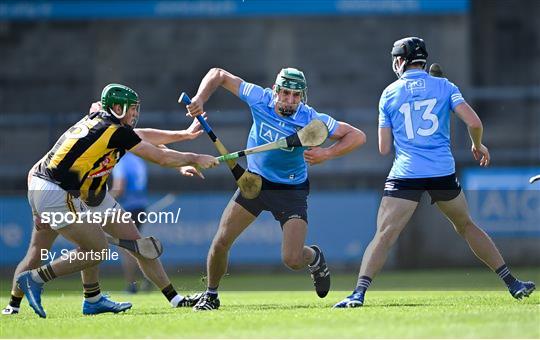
[217, 119, 329, 162]
[178, 92, 262, 199]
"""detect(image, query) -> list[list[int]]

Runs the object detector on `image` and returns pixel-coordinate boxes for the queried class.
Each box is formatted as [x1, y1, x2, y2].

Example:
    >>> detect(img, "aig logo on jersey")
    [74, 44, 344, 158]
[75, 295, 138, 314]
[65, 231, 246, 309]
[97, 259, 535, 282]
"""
[406, 79, 425, 92]
[259, 122, 294, 152]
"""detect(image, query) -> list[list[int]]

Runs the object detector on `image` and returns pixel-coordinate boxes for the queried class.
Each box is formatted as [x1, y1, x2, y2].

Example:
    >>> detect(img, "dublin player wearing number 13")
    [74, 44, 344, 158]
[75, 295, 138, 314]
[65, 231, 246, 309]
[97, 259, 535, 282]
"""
[334, 37, 535, 308]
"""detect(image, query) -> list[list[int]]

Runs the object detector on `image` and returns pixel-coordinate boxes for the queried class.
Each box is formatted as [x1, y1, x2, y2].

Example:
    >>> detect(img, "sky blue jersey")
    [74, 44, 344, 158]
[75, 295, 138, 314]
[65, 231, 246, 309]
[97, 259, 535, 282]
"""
[112, 152, 148, 211]
[379, 69, 465, 179]
[238, 81, 338, 184]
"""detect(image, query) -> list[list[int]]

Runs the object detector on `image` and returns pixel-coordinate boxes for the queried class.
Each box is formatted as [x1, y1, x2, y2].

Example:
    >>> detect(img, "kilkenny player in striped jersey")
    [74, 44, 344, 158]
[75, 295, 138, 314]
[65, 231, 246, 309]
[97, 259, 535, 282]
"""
[11, 84, 218, 318]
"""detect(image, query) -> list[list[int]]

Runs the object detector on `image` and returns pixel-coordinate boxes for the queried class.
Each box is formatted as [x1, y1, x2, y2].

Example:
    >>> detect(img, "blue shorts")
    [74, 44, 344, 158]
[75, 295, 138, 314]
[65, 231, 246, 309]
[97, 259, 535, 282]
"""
[233, 176, 309, 227]
[383, 173, 461, 203]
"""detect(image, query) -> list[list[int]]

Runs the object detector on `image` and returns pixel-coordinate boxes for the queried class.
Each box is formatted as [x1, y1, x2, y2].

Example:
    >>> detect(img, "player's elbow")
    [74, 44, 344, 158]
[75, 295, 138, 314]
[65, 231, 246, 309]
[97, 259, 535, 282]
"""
[209, 67, 227, 84]
[341, 124, 366, 149]
[354, 129, 367, 148]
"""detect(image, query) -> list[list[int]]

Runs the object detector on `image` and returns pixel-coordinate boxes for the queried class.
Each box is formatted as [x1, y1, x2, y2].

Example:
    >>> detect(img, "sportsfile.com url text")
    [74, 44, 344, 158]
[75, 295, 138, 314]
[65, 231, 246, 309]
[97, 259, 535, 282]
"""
[40, 208, 181, 227]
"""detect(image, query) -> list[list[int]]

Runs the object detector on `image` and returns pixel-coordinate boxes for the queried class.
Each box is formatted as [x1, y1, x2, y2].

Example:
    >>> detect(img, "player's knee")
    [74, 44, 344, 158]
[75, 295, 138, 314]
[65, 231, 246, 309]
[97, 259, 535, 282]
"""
[454, 219, 475, 236]
[94, 237, 109, 253]
[105, 222, 142, 241]
[282, 254, 304, 270]
[374, 228, 400, 248]
[211, 237, 232, 254]
[454, 223, 466, 236]
[122, 226, 142, 240]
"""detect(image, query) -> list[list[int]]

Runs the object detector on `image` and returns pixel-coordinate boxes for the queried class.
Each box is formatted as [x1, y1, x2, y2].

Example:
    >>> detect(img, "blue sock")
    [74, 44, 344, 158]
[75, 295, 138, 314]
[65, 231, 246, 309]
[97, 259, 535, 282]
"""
[355, 275, 372, 293]
[495, 264, 518, 287]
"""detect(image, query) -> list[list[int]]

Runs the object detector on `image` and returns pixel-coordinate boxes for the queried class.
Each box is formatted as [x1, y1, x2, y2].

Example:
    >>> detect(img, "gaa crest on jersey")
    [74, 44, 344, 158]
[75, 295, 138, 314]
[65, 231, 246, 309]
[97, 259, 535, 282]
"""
[259, 122, 294, 152]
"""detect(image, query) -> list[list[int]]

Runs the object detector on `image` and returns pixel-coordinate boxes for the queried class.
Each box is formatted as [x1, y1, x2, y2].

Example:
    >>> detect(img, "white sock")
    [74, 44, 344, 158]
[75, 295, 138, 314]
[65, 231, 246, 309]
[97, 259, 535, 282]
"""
[85, 293, 102, 303]
[5, 305, 20, 311]
[309, 257, 321, 268]
[30, 271, 44, 284]
[309, 250, 321, 268]
[170, 294, 184, 307]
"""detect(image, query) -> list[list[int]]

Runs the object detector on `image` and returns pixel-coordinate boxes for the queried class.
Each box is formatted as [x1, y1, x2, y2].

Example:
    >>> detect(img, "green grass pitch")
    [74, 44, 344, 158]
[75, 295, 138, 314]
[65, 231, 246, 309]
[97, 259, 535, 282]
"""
[1, 268, 539, 338]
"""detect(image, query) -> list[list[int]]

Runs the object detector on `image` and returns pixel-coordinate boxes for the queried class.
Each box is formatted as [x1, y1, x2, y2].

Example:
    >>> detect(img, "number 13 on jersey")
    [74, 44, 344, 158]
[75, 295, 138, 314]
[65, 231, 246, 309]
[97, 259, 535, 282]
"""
[399, 98, 438, 139]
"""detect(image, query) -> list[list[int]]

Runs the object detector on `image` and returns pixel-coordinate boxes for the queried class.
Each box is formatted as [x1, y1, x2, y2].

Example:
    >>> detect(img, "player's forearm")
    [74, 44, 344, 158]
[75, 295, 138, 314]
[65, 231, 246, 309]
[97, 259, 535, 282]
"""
[454, 102, 483, 147]
[158, 149, 198, 168]
[468, 124, 483, 148]
[135, 128, 190, 145]
[325, 129, 366, 159]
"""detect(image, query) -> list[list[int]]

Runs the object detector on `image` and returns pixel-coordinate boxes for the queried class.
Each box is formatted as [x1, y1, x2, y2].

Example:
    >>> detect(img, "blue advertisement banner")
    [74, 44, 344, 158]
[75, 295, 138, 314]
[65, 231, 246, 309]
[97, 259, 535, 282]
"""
[1, 0, 470, 21]
[0, 191, 378, 266]
[462, 167, 540, 237]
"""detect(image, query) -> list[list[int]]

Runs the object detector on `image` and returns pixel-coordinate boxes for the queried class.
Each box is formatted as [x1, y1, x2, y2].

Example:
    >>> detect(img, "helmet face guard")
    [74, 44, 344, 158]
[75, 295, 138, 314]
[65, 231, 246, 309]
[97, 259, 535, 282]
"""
[129, 103, 140, 128]
[100, 83, 140, 120]
[391, 37, 428, 78]
[274, 68, 307, 116]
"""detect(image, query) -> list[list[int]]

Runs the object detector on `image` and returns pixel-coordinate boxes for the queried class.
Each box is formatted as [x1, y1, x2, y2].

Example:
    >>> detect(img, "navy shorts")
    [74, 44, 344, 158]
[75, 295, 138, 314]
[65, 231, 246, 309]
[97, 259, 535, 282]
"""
[383, 173, 461, 203]
[233, 176, 309, 227]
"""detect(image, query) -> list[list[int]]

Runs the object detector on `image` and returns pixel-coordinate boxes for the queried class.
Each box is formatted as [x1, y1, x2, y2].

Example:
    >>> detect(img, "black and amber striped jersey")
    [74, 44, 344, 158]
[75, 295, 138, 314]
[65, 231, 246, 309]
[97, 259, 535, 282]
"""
[35, 111, 141, 206]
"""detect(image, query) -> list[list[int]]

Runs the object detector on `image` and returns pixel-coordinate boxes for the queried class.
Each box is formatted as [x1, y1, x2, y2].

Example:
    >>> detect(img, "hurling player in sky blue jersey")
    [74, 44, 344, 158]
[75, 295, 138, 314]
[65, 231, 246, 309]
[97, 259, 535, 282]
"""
[334, 37, 535, 309]
[184, 67, 366, 310]
[111, 153, 152, 293]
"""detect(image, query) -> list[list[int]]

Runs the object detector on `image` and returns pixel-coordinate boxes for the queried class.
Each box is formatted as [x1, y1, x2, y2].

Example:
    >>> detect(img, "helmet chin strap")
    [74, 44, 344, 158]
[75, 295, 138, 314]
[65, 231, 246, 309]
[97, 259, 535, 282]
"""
[392, 57, 406, 78]
[107, 104, 127, 119]
[392, 57, 428, 78]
